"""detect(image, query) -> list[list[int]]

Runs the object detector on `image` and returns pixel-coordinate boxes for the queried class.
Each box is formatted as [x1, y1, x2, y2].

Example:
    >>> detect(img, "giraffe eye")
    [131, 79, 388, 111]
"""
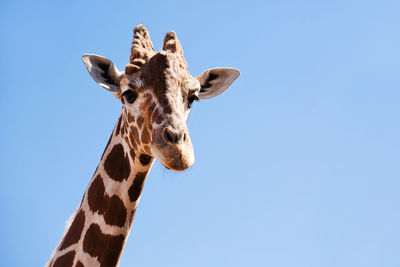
[187, 95, 199, 108]
[122, 90, 138, 104]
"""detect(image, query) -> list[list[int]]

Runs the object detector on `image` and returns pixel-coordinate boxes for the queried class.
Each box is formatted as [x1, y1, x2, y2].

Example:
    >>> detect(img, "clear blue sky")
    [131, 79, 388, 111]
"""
[1, 0, 399, 266]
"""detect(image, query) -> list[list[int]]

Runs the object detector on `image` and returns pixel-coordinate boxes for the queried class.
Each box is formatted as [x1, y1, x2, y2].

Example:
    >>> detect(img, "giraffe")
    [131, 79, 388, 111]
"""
[47, 24, 239, 267]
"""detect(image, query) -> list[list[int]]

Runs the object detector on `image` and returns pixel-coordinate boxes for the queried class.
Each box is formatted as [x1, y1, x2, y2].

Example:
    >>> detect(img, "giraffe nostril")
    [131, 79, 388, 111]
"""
[164, 128, 175, 143]
[183, 133, 186, 142]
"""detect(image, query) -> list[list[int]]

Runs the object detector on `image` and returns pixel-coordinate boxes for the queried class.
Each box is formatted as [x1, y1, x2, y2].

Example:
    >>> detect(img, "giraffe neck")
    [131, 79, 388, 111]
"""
[48, 112, 154, 267]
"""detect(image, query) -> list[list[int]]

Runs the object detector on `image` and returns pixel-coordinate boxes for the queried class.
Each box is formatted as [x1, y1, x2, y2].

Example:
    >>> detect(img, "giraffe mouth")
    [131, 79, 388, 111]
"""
[151, 141, 195, 171]
[154, 148, 194, 171]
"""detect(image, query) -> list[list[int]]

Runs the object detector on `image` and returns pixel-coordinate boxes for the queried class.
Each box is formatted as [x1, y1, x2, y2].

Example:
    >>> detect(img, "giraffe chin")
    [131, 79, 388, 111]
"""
[151, 143, 195, 171]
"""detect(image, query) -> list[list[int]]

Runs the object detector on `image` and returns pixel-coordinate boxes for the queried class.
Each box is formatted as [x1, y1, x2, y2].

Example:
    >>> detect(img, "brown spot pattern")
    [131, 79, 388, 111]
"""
[128, 172, 147, 202]
[87, 175, 127, 227]
[137, 116, 144, 129]
[127, 113, 135, 123]
[128, 135, 138, 151]
[139, 154, 152, 166]
[75, 261, 84, 267]
[121, 121, 126, 136]
[130, 126, 140, 145]
[104, 144, 131, 181]
[115, 116, 122, 136]
[143, 145, 152, 154]
[53, 251, 75, 267]
[141, 129, 150, 144]
[105, 196, 127, 227]
[59, 210, 85, 250]
[152, 108, 163, 124]
[129, 149, 136, 161]
[83, 223, 125, 267]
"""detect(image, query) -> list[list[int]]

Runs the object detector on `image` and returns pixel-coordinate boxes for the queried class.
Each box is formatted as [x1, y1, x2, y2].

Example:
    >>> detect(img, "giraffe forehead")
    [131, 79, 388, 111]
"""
[138, 54, 185, 113]
[162, 57, 200, 95]
[124, 52, 195, 90]
[121, 52, 198, 116]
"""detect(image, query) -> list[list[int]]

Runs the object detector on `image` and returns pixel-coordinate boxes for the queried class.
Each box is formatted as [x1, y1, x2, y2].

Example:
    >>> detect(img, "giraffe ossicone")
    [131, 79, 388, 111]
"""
[47, 24, 239, 267]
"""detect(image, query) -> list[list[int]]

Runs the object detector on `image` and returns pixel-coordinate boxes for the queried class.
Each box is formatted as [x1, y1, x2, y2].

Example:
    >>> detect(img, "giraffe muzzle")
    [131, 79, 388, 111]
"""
[163, 127, 187, 144]
[151, 126, 194, 171]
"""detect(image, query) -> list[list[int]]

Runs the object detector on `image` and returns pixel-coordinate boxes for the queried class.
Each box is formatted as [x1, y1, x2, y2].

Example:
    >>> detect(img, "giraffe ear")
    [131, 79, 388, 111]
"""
[196, 68, 240, 99]
[82, 54, 123, 92]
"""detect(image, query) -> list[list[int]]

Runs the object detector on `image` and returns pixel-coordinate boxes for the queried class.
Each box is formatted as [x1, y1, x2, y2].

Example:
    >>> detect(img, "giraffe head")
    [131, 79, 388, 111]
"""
[82, 25, 239, 171]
